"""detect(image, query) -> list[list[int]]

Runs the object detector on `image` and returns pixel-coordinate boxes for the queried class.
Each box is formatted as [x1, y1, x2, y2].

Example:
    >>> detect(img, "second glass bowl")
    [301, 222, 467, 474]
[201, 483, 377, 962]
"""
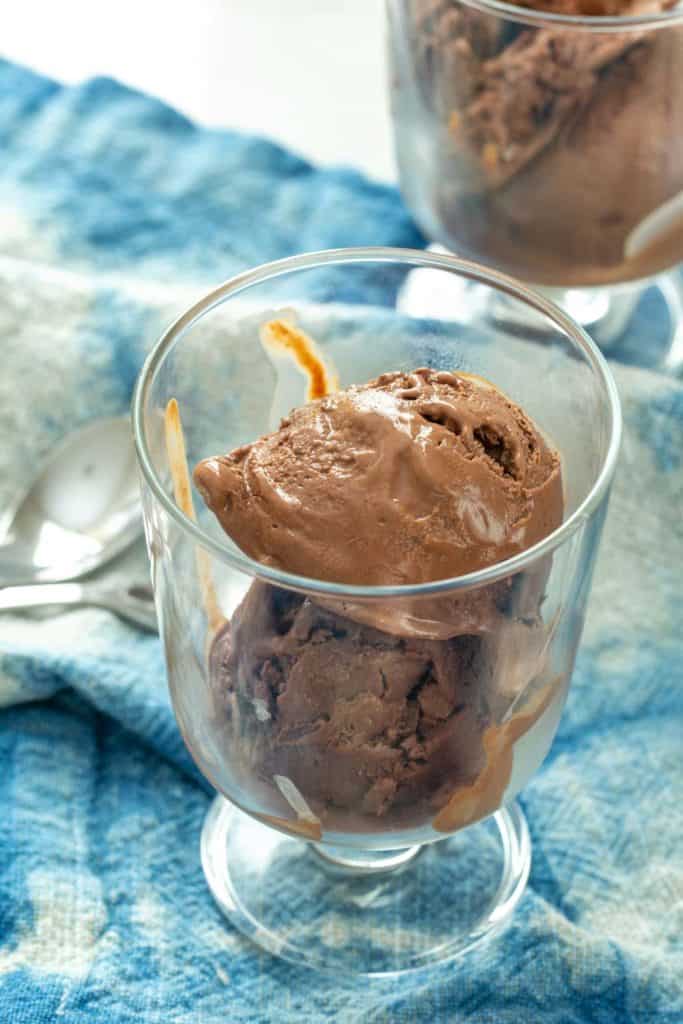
[388, 0, 683, 361]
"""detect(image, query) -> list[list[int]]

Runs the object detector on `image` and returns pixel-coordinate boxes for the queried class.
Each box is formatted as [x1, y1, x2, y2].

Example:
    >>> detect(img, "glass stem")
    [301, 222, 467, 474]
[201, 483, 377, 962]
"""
[535, 284, 641, 350]
[310, 843, 421, 876]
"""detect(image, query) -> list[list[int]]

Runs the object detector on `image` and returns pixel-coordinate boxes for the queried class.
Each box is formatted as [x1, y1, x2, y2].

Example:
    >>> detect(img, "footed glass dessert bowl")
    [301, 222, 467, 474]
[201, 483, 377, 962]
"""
[133, 248, 621, 975]
[388, 0, 683, 368]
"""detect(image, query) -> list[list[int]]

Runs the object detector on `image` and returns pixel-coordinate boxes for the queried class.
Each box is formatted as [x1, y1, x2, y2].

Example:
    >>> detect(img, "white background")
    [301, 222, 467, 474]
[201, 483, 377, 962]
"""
[3, 0, 395, 181]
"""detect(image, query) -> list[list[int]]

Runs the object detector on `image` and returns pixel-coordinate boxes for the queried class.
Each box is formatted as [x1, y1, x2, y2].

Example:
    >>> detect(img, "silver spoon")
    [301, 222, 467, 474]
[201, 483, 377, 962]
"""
[0, 417, 142, 585]
[0, 417, 158, 632]
[0, 580, 158, 633]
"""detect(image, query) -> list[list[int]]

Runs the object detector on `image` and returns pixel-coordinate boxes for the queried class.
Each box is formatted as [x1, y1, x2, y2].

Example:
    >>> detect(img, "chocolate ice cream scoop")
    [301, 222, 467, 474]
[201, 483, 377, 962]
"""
[453, 29, 645, 191]
[210, 582, 489, 830]
[207, 575, 560, 834]
[194, 368, 562, 587]
[395, 0, 683, 286]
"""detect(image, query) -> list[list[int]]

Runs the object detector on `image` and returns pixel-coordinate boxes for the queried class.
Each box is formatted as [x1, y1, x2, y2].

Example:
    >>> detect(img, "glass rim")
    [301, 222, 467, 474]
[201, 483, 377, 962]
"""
[132, 246, 622, 600]
[452, 0, 683, 30]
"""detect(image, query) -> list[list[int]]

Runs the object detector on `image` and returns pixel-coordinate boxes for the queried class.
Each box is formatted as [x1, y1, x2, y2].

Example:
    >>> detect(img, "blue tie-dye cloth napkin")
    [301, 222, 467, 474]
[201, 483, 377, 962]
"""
[0, 58, 681, 1023]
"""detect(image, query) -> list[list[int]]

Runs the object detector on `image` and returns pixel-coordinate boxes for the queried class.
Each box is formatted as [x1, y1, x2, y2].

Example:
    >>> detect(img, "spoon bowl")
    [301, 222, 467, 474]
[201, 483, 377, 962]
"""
[0, 417, 142, 585]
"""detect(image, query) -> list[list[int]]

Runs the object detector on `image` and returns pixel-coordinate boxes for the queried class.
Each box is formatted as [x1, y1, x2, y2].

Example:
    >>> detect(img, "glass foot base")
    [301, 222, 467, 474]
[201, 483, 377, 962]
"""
[535, 277, 683, 372]
[398, 246, 683, 373]
[200, 796, 531, 976]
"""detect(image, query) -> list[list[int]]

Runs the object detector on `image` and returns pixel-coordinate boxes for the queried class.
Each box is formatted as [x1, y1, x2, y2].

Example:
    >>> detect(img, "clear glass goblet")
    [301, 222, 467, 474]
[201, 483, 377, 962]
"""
[133, 247, 621, 975]
[388, 0, 683, 368]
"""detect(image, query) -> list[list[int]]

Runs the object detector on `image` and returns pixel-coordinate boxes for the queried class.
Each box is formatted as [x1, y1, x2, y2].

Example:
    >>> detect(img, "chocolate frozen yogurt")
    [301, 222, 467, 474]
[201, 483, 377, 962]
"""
[391, 0, 683, 285]
[194, 367, 564, 839]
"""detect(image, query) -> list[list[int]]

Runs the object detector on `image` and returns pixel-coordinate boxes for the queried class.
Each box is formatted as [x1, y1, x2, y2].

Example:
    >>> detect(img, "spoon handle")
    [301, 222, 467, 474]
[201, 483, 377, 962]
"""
[0, 581, 158, 633]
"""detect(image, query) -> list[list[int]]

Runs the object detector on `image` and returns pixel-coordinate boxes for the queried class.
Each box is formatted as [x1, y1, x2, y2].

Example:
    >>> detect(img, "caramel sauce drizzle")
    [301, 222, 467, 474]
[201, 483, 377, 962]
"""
[164, 398, 224, 633]
[261, 318, 338, 400]
[256, 812, 322, 843]
[433, 678, 562, 833]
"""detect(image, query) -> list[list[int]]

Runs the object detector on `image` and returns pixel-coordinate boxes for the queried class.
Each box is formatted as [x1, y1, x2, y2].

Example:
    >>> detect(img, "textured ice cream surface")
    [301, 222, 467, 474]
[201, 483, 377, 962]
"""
[208, 579, 561, 833]
[453, 30, 643, 189]
[211, 582, 491, 830]
[194, 367, 562, 587]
